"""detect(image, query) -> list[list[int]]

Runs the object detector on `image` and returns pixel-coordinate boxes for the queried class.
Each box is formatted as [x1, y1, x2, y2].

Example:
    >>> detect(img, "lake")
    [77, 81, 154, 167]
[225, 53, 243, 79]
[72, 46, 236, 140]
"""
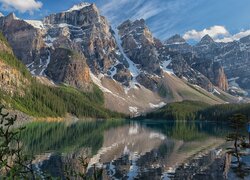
[20, 119, 249, 179]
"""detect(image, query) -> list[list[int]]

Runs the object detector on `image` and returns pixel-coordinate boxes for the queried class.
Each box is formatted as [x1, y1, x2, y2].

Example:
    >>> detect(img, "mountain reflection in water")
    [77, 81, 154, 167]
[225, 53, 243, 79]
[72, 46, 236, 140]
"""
[21, 120, 231, 179]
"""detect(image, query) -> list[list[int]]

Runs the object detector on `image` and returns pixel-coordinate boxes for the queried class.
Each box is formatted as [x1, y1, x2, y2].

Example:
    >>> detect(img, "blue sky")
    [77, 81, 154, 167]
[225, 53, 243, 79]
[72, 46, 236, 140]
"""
[1, 0, 250, 42]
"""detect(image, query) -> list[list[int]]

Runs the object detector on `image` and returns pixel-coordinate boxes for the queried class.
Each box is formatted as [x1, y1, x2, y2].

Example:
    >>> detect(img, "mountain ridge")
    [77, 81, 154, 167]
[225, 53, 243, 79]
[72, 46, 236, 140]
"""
[0, 3, 245, 116]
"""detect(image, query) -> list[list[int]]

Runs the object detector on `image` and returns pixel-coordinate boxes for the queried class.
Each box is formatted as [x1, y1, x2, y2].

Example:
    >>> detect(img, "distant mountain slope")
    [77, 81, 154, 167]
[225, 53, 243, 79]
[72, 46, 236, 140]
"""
[165, 33, 250, 97]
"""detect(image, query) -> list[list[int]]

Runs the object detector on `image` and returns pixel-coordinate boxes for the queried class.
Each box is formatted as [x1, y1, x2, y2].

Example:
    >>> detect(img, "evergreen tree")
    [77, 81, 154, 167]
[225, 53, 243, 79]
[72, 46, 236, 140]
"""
[226, 114, 247, 166]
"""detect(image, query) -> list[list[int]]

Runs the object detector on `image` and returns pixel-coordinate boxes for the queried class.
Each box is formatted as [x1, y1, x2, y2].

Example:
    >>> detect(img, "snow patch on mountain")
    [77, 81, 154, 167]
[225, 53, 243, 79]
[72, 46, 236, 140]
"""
[113, 28, 140, 78]
[212, 88, 221, 95]
[40, 50, 51, 76]
[26, 62, 34, 68]
[44, 35, 57, 48]
[228, 77, 240, 87]
[90, 72, 126, 101]
[66, 3, 91, 12]
[107, 61, 120, 79]
[160, 59, 174, 75]
[165, 42, 186, 45]
[149, 102, 166, 109]
[25, 20, 45, 29]
[90, 73, 114, 94]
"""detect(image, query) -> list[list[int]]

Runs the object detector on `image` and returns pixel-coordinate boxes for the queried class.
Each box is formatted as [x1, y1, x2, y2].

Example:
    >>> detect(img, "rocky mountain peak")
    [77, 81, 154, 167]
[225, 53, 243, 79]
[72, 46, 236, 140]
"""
[43, 3, 100, 26]
[118, 19, 160, 73]
[198, 34, 215, 45]
[164, 34, 192, 53]
[165, 34, 186, 45]
[2, 13, 18, 25]
[0, 12, 4, 17]
[118, 19, 154, 44]
[6, 13, 17, 20]
[65, 2, 92, 12]
[240, 35, 250, 44]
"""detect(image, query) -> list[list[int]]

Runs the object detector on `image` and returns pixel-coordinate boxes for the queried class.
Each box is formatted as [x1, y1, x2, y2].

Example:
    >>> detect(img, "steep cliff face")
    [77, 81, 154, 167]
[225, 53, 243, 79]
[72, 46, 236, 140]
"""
[43, 3, 124, 75]
[164, 34, 192, 54]
[216, 66, 228, 91]
[164, 34, 229, 92]
[45, 48, 92, 91]
[0, 34, 29, 96]
[194, 35, 221, 59]
[118, 19, 219, 92]
[170, 53, 213, 91]
[182, 53, 228, 91]
[0, 13, 45, 65]
[192, 35, 249, 94]
[0, 61, 28, 96]
[118, 19, 161, 74]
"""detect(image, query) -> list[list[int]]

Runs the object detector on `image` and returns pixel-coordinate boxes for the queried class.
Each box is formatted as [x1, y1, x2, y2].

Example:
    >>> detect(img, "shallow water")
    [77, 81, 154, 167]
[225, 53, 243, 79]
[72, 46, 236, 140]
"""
[21, 120, 248, 179]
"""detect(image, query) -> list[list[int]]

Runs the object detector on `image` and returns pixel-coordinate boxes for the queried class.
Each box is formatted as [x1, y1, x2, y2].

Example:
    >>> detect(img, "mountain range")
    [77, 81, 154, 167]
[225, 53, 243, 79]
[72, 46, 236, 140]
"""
[0, 2, 249, 116]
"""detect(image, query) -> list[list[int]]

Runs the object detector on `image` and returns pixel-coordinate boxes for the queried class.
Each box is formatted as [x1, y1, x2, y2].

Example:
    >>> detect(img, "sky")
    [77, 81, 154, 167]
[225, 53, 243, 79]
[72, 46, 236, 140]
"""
[1, 0, 250, 42]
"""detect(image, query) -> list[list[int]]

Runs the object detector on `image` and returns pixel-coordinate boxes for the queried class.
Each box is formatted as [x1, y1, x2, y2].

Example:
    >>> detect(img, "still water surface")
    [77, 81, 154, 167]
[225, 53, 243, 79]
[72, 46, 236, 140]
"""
[21, 120, 245, 179]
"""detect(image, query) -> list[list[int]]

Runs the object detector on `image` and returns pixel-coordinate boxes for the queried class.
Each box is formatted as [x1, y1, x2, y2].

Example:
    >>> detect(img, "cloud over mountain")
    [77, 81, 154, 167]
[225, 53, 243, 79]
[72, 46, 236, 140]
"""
[183, 25, 250, 43]
[0, 0, 42, 14]
[183, 26, 230, 41]
[218, 29, 250, 43]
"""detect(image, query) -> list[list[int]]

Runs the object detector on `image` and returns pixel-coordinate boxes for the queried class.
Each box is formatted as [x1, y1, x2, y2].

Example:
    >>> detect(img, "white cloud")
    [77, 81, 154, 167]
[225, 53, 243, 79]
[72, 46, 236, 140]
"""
[99, 0, 195, 31]
[216, 30, 250, 43]
[183, 25, 250, 43]
[0, 0, 42, 14]
[183, 25, 230, 41]
[130, 2, 165, 21]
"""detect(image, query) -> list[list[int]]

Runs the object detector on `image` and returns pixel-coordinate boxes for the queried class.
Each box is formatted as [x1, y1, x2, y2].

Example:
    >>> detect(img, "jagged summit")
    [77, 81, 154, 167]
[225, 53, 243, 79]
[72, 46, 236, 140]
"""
[165, 34, 186, 45]
[0, 12, 4, 17]
[164, 34, 192, 53]
[0, 3, 243, 116]
[118, 19, 147, 32]
[197, 34, 215, 45]
[43, 2, 100, 26]
[240, 35, 250, 43]
[6, 12, 18, 20]
[65, 2, 92, 12]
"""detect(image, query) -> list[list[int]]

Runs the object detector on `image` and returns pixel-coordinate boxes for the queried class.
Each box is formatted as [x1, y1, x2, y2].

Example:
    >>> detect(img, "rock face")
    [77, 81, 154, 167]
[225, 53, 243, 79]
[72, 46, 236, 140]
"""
[45, 48, 92, 91]
[43, 3, 125, 75]
[0, 4, 230, 94]
[118, 19, 161, 74]
[216, 66, 228, 91]
[170, 53, 213, 91]
[0, 35, 28, 96]
[0, 61, 28, 96]
[118, 19, 221, 92]
[0, 3, 243, 115]
[164, 34, 192, 53]
[193, 35, 250, 94]
[164, 34, 229, 92]
[0, 13, 45, 65]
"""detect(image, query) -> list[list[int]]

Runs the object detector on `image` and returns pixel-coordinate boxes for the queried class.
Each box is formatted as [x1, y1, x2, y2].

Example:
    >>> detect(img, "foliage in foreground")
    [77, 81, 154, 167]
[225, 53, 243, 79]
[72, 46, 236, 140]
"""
[0, 106, 35, 178]
[1, 106, 119, 179]
[226, 114, 247, 165]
